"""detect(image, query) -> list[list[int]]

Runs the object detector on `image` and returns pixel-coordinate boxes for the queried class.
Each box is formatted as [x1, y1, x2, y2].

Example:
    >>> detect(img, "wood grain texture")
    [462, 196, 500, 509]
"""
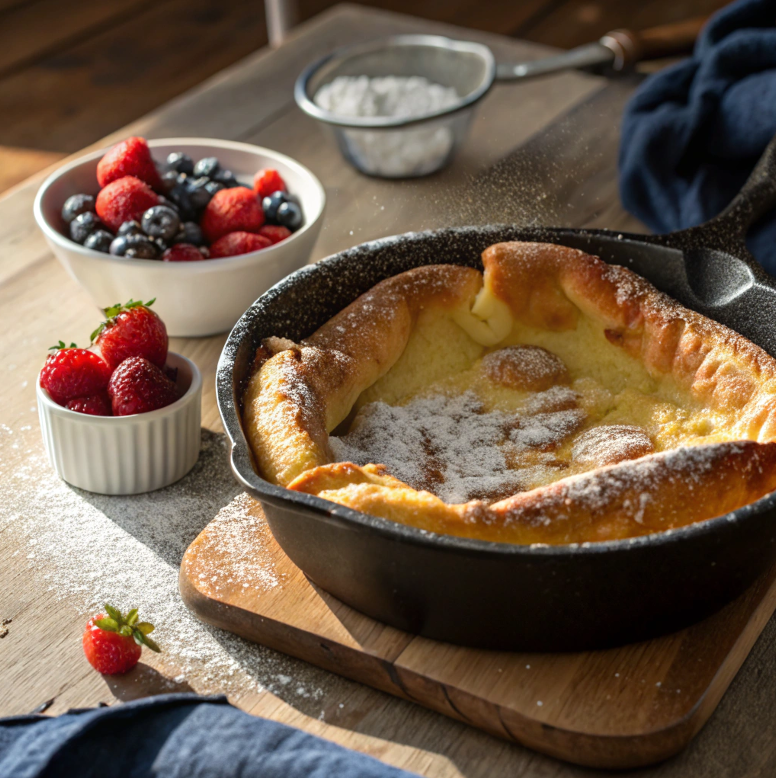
[179, 496, 776, 769]
[3, 6, 776, 777]
[518, 0, 728, 50]
[0, 0, 157, 76]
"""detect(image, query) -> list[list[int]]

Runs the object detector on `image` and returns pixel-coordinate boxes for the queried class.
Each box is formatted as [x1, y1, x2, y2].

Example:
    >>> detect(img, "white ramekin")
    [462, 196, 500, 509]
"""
[33, 138, 326, 338]
[37, 352, 202, 495]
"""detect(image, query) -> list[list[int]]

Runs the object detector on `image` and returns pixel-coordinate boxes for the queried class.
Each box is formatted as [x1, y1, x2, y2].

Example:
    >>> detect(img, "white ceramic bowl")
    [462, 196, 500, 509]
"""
[37, 352, 202, 495]
[33, 139, 326, 337]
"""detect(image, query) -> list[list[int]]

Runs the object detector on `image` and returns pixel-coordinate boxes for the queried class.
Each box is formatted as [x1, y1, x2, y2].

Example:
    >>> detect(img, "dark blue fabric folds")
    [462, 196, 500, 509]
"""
[619, 0, 776, 273]
[0, 694, 419, 778]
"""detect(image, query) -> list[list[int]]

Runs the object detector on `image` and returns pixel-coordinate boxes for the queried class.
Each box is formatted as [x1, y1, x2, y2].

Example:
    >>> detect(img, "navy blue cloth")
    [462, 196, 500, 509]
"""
[619, 0, 776, 273]
[0, 694, 419, 778]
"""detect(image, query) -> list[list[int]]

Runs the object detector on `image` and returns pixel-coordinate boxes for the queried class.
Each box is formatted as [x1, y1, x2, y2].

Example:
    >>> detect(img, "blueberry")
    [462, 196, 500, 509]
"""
[276, 201, 303, 231]
[125, 245, 160, 259]
[157, 194, 179, 213]
[212, 168, 238, 188]
[204, 180, 225, 197]
[172, 221, 205, 246]
[160, 170, 179, 192]
[184, 177, 212, 210]
[193, 156, 220, 177]
[261, 191, 286, 223]
[152, 237, 168, 254]
[141, 205, 180, 240]
[109, 233, 158, 259]
[117, 220, 142, 237]
[69, 212, 102, 244]
[165, 151, 194, 176]
[61, 194, 95, 224]
[83, 230, 114, 253]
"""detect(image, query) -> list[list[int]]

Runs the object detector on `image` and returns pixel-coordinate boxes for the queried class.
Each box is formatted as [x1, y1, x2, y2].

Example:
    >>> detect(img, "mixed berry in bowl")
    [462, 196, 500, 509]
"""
[60, 136, 304, 261]
[40, 299, 181, 416]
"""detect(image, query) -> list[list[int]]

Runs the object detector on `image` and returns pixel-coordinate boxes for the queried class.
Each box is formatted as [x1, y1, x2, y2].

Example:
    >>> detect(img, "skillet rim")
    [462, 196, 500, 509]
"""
[218, 224, 776, 559]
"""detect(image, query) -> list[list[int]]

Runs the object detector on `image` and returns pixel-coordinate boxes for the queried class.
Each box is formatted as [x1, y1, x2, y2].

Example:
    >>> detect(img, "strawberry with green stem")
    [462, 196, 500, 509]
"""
[92, 298, 168, 370]
[82, 604, 160, 675]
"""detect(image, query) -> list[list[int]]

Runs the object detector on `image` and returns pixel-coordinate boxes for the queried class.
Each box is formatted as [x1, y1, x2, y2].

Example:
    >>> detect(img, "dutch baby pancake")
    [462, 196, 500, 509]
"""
[241, 241, 776, 545]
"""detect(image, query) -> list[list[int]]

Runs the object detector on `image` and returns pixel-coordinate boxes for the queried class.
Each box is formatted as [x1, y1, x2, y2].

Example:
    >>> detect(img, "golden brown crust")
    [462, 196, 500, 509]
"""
[244, 241, 776, 543]
[243, 265, 482, 485]
[289, 441, 776, 545]
[482, 345, 570, 392]
[482, 242, 776, 437]
[572, 425, 655, 468]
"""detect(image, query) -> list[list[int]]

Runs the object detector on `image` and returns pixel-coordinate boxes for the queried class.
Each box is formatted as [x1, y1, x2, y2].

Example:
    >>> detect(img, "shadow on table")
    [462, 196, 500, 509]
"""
[76, 429, 242, 570]
[103, 663, 195, 703]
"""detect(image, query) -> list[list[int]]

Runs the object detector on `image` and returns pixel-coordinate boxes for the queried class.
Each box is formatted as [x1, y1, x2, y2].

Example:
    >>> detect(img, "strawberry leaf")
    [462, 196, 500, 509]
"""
[95, 617, 118, 632]
[104, 604, 122, 623]
[132, 630, 161, 653]
[119, 625, 133, 637]
[135, 622, 154, 635]
[48, 341, 77, 352]
[125, 609, 139, 627]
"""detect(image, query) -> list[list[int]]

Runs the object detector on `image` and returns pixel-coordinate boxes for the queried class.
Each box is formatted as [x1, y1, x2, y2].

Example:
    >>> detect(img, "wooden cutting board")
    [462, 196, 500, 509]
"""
[180, 495, 776, 770]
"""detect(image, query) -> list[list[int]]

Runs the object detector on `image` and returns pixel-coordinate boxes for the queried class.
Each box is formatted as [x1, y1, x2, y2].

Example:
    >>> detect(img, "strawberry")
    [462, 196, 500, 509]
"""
[201, 188, 264, 243]
[253, 168, 286, 199]
[95, 176, 160, 232]
[97, 137, 163, 191]
[83, 604, 160, 675]
[210, 231, 272, 258]
[258, 224, 291, 245]
[66, 393, 112, 416]
[39, 343, 113, 406]
[93, 299, 168, 370]
[108, 356, 179, 416]
[161, 243, 206, 262]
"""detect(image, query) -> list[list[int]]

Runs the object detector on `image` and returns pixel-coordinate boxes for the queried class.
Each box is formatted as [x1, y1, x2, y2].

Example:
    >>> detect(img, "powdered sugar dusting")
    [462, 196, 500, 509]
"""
[0, 430, 333, 699]
[331, 390, 583, 503]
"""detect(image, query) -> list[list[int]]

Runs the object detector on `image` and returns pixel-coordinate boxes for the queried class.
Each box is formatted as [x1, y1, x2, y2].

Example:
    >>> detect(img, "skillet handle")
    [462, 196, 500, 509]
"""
[707, 132, 776, 242]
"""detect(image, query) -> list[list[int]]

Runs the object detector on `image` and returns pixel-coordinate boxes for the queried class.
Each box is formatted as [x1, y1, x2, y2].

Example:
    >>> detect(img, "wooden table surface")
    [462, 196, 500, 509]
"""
[2, 5, 775, 776]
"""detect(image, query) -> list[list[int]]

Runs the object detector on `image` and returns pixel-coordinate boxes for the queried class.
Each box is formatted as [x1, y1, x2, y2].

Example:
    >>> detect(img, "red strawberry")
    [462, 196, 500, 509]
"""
[97, 137, 163, 191]
[93, 299, 168, 370]
[201, 188, 264, 243]
[40, 344, 112, 406]
[210, 231, 271, 258]
[258, 224, 291, 245]
[253, 168, 286, 199]
[108, 356, 179, 416]
[162, 243, 206, 262]
[96, 176, 159, 232]
[66, 393, 112, 416]
[82, 604, 160, 675]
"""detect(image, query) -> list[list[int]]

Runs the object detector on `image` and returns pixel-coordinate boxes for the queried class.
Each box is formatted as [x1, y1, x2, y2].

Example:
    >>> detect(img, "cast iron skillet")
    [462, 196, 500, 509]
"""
[216, 135, 776, 651]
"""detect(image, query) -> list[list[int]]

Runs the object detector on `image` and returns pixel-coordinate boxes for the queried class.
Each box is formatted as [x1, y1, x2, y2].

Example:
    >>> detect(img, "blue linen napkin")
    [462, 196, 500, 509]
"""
[0, 694, 420, 778]
[619, 0, 776, 273]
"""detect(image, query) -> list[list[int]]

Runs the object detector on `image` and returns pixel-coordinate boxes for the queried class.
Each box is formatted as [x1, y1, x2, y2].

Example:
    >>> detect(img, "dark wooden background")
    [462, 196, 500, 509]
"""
[0, 0, 728, 195]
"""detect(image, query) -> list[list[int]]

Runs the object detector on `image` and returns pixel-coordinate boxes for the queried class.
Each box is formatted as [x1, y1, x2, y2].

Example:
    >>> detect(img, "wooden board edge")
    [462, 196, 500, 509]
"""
[179, 553, 416, 702]
[181, 531, 776, 770]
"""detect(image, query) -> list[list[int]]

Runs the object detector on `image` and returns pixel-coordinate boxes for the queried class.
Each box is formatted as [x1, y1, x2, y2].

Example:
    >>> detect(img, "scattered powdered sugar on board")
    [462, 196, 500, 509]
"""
[0, 430, 332, 700]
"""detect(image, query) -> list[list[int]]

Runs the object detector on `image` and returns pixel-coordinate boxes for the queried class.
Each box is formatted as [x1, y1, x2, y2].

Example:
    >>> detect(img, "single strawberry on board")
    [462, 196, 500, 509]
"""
[93, 299, 168, 370]
[83, 604, 160, 675]
[108, 356, 179, 416]
[39, 342, 113, 406]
